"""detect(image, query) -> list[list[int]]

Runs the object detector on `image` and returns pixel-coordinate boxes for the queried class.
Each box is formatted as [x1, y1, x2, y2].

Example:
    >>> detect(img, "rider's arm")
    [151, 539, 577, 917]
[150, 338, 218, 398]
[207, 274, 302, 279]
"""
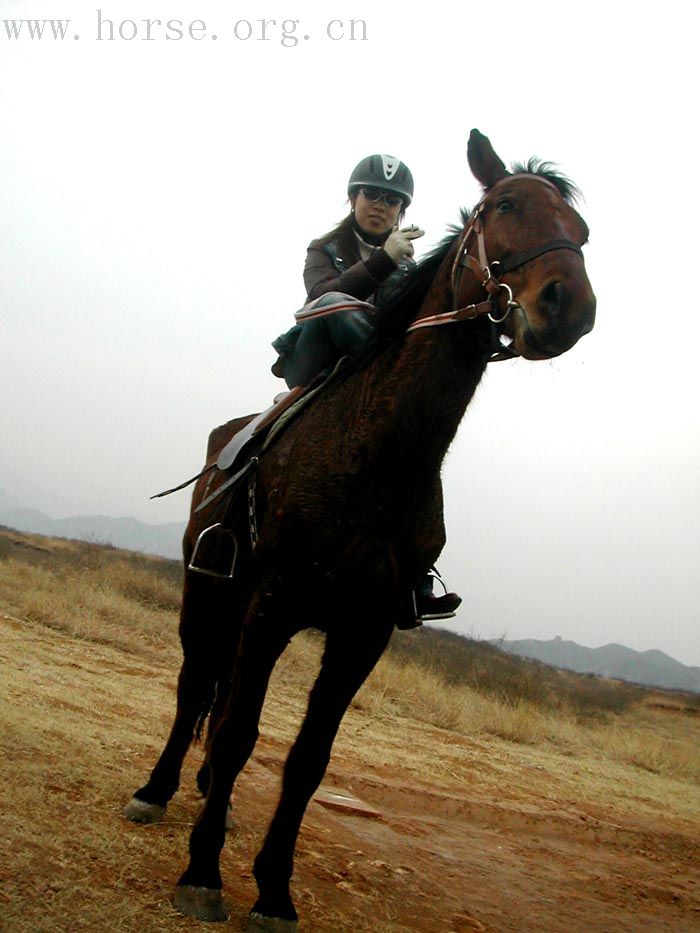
[304, 241, 397, 302]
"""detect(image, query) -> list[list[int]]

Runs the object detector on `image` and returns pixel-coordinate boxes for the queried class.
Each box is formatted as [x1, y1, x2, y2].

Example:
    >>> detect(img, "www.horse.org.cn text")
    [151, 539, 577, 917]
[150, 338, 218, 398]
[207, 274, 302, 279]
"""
[0, 12, 370, 46]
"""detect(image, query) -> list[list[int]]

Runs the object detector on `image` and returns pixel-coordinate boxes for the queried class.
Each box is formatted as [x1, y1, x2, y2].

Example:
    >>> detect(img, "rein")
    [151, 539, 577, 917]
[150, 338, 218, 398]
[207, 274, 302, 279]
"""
[406, 174, 584, 360]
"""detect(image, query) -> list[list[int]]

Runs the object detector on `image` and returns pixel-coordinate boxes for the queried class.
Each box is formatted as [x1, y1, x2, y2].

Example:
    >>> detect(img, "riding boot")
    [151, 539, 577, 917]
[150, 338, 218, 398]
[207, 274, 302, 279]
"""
[414, 569, 462, 621]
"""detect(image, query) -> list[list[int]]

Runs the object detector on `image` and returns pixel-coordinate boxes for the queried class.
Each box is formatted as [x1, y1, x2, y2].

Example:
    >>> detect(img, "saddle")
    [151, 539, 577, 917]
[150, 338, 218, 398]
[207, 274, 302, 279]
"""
[215, 385, 306, 472]
[154, 295, 375, 578]
[153, 356, 348, 509]
[181, 362, 346, 580]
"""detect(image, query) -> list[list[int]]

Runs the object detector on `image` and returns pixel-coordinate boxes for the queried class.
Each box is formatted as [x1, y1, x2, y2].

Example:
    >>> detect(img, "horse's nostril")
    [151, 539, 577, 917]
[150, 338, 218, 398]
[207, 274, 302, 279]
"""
[539, 280, 564, 316]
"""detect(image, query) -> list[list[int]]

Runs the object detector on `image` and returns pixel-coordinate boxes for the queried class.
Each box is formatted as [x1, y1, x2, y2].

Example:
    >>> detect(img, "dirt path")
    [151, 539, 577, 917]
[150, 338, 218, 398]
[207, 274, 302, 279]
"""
[1, 611, 699, 932]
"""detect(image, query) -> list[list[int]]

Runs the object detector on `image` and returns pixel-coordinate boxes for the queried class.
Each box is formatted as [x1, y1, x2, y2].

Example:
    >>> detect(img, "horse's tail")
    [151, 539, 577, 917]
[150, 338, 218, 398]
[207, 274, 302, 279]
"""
[179, 568, 244, 745]
[180, 413, 260, 744]
[194, 676, 229, 741]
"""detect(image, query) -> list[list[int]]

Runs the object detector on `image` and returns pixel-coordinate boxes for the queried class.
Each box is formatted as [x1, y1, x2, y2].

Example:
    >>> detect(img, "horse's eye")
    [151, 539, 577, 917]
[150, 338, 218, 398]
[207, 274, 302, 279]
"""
[496, 198, 514, 214]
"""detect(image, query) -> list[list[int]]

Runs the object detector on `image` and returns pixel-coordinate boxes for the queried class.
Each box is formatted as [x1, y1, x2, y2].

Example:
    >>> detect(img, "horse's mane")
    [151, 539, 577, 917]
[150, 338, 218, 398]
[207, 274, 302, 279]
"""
[509, 158, 581, 205]
[372, 234, 459, 339]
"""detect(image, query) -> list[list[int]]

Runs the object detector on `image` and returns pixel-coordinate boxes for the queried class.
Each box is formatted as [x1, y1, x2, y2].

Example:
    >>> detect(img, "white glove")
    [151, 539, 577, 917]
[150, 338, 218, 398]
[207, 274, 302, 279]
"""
[383, 224, 425, 262]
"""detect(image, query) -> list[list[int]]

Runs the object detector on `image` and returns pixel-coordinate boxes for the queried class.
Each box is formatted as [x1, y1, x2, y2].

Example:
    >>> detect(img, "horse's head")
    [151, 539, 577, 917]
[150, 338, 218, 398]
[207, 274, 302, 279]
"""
[459, 129, 596, 360]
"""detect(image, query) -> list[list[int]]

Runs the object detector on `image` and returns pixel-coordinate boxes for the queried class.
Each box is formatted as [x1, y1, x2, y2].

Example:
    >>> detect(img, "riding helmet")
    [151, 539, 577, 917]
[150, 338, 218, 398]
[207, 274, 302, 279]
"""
[348, 154, 414, 206]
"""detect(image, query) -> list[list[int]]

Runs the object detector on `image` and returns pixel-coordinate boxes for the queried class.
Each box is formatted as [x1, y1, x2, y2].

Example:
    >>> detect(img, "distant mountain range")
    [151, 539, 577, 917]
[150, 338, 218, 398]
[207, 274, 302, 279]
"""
[0, 489, 185, 560]
[2, 488, 698, 694]
[501, 636, 700, 694]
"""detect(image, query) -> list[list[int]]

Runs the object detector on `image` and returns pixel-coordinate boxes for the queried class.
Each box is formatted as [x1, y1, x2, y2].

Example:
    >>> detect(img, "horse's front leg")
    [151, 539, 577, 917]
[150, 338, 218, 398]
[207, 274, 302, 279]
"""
[250, 618, 393, 929]
[173, 604, 292, 922]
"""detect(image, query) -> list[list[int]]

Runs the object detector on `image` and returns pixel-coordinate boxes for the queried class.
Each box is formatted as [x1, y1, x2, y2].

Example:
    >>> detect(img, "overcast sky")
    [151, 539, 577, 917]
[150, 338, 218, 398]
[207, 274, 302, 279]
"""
[2, 1, 698, 665]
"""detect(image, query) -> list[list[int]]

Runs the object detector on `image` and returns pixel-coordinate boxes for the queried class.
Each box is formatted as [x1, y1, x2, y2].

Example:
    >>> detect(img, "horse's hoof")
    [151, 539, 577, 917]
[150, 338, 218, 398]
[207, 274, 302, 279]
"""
[172, 885, 228, 922]
[247, 912, 298, 932]
[123, 797, 166, 824]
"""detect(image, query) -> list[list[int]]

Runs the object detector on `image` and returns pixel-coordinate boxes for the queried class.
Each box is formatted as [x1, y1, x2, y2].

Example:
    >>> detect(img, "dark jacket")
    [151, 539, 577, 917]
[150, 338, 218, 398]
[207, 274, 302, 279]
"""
[304, 223, 399, 302]
[271, 222, 415, 380]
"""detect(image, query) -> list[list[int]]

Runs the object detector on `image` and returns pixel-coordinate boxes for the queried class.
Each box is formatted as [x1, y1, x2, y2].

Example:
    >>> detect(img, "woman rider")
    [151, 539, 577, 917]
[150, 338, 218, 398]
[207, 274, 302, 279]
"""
[271, 153, 461, 622]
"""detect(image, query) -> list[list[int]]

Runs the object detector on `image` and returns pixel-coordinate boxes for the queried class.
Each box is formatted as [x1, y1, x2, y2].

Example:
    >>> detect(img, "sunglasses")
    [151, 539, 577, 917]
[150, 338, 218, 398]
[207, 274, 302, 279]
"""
[359, 187, 404, 208]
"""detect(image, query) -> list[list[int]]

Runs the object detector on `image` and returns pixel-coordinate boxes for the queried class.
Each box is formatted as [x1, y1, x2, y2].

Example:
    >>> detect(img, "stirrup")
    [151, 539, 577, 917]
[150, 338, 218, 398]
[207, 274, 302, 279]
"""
[414, 570, 461, 622]
[188, 523, 238, 580]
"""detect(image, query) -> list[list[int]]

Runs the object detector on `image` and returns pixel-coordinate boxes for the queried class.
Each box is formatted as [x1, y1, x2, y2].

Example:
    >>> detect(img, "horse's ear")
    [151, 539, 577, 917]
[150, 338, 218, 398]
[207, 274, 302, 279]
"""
[467, 129, 508, 189]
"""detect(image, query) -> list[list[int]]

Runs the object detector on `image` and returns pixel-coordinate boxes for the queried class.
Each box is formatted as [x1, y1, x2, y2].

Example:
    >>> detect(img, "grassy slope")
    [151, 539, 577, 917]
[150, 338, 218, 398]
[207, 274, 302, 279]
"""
[1, 527, 699, 931]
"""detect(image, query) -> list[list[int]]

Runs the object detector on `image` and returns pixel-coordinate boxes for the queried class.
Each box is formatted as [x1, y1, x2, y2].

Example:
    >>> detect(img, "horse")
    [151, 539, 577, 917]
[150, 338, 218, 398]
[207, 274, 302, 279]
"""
[124, 129, 596, 929]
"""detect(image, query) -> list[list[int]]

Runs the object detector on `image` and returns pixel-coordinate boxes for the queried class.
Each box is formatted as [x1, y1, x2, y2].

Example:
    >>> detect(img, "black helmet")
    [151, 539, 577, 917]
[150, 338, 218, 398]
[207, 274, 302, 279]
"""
[348, 154, 414, 206]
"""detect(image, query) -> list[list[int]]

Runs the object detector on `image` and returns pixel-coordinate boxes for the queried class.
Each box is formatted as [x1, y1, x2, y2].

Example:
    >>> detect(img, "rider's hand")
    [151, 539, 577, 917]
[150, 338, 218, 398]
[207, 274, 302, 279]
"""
[383, 224, 425, 263]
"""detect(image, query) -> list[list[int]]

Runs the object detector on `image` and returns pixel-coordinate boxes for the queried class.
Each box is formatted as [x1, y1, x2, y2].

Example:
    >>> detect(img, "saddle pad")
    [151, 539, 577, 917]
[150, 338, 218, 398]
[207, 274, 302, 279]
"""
[217, 385, 305, 471]
[264, 357, 349, 450]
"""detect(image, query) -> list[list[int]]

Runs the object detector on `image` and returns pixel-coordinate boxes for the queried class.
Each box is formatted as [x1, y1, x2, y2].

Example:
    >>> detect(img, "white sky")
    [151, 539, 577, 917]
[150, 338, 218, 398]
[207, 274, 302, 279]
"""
[1, 1, 698, 665]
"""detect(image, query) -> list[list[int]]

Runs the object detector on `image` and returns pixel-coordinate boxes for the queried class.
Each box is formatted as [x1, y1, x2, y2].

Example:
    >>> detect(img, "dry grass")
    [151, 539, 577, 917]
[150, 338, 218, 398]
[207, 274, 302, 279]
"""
[386, 627, 646, 720]
[1, 527, 699, 787]
[0, 539, 181, 663]
[1, 527, 700, 931]
[353, 639, 700, 784]
[353, 654, 559, 745]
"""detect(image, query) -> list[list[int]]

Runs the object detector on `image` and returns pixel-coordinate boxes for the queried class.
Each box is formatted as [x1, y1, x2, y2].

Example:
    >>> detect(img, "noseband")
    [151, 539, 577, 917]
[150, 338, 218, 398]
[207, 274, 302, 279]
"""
[407, 174, 584, 360]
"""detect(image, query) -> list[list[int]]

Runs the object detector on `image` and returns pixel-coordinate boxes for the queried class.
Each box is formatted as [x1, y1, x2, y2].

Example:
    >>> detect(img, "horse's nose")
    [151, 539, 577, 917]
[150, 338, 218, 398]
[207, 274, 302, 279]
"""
[538, 279, 596, 337]
[538, 280, 564, 318]
[525, 279, 596, 356]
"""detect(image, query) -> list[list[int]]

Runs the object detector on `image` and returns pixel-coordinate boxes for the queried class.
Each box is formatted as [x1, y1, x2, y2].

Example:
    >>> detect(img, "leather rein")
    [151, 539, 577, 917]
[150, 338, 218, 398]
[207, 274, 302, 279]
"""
[406, 174, 584, 361]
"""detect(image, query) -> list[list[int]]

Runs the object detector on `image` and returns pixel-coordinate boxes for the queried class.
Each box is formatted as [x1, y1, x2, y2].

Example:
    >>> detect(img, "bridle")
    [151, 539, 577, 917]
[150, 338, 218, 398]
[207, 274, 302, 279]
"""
[406, 174, 585, 360]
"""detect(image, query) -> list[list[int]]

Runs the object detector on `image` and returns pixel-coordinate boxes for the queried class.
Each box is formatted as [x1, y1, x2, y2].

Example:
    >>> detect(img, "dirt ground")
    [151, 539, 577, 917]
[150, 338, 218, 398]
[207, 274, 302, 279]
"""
[1, 569, 699, 930]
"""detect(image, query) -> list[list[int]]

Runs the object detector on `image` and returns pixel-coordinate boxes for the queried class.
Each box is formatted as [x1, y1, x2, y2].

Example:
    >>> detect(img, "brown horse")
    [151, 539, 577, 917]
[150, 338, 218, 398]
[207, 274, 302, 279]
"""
[125, 130, 596, 929]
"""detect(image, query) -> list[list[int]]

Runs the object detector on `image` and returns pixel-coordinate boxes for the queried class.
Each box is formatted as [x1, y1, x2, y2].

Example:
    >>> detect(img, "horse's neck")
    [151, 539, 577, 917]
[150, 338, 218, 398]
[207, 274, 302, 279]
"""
[366, 259, 490, 474]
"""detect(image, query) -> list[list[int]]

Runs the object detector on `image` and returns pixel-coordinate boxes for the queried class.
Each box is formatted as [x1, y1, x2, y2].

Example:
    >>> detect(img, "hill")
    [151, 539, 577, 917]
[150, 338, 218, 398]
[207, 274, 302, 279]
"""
[1, 528, 699, 931]
[0, 494, 185, 560]
[501, 636, 700, 694]
[0, 488, 22, 511]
